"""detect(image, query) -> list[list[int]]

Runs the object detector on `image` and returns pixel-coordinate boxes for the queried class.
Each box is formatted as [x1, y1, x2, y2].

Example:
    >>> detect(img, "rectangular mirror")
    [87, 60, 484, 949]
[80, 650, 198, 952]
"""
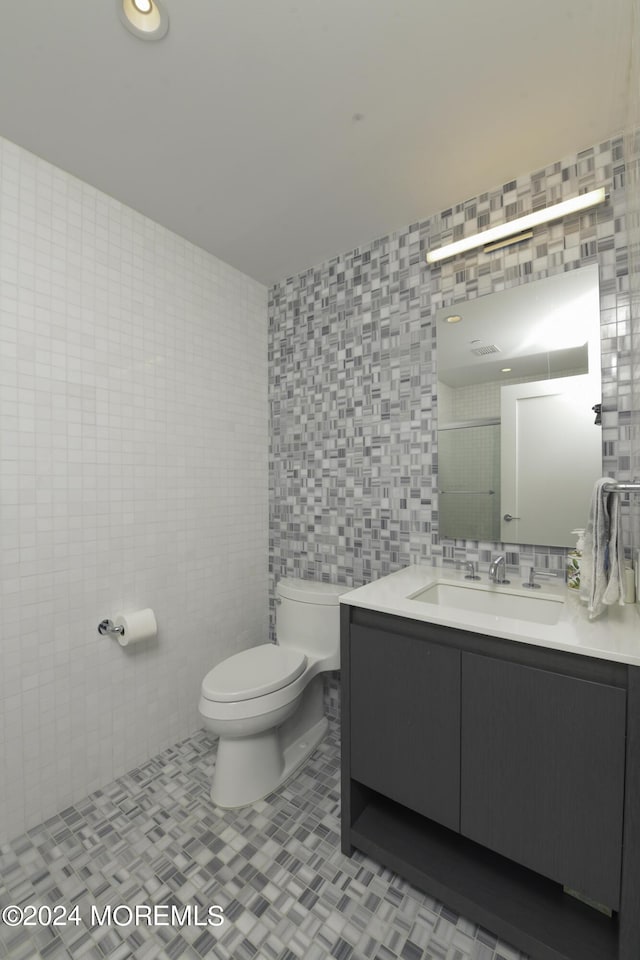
[436, 265, 602, 548]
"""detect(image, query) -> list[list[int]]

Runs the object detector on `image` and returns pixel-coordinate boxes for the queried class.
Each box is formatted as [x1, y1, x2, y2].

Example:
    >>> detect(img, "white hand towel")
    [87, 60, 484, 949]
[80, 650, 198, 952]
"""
[603, 490, 626, 608]
[580, 478, 625, 619]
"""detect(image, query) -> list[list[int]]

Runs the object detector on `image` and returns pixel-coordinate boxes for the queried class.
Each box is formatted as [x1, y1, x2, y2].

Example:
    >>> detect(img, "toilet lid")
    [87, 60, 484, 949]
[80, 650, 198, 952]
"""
[201, 644, 307, 702]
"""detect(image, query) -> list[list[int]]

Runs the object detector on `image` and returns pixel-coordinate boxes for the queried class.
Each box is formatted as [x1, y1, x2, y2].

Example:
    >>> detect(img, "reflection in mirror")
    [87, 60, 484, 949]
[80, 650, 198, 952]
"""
[436, 265, 602, 548]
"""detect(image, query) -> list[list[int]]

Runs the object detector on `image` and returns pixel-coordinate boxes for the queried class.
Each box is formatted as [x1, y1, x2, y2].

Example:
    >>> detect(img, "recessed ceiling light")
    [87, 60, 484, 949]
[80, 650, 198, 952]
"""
[445, 315, 462, 324]
[501, 367, 512, 373]
[118, 0, 169, 40]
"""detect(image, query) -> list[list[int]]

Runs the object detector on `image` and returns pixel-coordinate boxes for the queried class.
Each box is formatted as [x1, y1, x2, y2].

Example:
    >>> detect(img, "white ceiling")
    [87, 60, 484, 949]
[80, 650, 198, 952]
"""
[0, 0, 634, 285]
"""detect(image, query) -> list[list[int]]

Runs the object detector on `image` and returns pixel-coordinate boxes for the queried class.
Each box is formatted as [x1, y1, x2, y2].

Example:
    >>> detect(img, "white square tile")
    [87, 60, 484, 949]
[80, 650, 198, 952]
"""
[0, 135, 268, 842]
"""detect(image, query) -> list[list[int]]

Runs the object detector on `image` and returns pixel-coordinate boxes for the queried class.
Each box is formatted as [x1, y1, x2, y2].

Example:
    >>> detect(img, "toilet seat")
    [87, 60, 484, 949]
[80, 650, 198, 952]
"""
[201, 644, 307, 703]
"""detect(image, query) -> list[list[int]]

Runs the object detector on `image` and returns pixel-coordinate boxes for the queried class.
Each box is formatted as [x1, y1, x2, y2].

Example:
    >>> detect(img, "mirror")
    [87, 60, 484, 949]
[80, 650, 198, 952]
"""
[436, 265, 602, 548]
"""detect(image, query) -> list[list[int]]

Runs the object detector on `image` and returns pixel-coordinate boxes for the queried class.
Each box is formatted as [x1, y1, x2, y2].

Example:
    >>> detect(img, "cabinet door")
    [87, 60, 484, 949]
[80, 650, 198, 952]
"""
[350, 625, 460, 832]
[461, 652, 626, 909]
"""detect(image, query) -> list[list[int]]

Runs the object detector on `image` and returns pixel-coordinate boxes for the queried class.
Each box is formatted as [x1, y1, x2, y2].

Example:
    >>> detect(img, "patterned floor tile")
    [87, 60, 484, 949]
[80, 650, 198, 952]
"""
[0, 726, 527, 960]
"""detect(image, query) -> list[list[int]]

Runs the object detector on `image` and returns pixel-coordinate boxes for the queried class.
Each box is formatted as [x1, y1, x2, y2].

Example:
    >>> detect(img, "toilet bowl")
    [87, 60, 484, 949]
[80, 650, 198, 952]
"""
[199, 578, 347, 808]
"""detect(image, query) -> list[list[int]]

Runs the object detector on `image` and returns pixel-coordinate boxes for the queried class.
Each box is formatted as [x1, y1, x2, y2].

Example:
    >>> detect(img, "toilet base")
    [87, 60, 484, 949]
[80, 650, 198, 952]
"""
[211, 715, 327, 809]
[281, 713, 328, 788]
[210, 676, 328, 808]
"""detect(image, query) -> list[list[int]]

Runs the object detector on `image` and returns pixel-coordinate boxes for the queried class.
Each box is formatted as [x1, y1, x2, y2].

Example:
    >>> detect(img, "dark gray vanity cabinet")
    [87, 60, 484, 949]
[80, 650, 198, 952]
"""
[461, 652, 626, 910]
[460, 653, 626, 909]
[341, 605, 640, 960]
[350, 625, 460, 831]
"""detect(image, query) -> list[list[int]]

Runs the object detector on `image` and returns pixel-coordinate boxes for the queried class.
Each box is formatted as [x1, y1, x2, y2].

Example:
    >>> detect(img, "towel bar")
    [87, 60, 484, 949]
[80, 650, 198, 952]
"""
[602, 481, 640, 495]
[438, 489, 495, 496]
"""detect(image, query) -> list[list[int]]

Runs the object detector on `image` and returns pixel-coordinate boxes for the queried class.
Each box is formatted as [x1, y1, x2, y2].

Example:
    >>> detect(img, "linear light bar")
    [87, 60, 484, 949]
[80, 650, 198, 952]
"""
[426, 187, 606, 265]
[482, 229, 533, 254]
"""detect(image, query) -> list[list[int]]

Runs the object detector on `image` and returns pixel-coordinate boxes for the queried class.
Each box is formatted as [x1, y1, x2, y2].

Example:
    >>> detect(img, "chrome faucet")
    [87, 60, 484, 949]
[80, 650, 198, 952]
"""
[489, 555, 510, 584]
[464, 561, 481, 580]
[522, 567, 542, 589]
[522, 567, 557, 589]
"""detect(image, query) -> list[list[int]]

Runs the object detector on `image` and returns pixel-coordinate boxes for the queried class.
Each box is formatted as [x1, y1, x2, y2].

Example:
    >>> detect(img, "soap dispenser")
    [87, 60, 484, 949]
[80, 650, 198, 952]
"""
[567, 529, 585, 589]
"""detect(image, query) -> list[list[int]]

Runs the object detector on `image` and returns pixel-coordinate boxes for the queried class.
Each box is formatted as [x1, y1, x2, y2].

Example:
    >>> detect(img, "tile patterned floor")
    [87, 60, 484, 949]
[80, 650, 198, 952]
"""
[0, 722, 527, 960]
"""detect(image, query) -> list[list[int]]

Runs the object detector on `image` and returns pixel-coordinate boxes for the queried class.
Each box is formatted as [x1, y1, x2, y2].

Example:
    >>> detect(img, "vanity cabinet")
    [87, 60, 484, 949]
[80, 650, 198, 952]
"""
[461, 653, 626, 910]
[350, 625, 460, 831]
[341, 605, 640, 960]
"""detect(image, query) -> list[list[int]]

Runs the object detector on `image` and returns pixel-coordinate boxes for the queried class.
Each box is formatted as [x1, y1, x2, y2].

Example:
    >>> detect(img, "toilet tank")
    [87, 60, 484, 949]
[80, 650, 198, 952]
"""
[276, 578, 348, 670]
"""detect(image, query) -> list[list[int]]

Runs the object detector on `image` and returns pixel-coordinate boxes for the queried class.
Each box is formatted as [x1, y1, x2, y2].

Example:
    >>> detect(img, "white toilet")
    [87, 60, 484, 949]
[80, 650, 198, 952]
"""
[198, 577, 347, 808]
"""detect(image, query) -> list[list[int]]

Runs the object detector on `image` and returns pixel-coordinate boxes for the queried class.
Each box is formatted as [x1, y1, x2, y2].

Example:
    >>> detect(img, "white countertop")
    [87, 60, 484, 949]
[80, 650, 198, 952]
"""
[340, 564, 640, 667]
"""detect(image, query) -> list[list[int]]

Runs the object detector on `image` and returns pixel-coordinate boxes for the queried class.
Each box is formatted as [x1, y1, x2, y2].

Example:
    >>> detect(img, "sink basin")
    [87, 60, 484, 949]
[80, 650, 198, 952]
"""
[410, 580, 565, 625]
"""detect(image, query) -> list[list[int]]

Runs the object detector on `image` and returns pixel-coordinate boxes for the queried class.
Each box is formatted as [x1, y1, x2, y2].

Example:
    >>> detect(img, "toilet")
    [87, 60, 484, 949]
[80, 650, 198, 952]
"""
[198, 577, 347, 808]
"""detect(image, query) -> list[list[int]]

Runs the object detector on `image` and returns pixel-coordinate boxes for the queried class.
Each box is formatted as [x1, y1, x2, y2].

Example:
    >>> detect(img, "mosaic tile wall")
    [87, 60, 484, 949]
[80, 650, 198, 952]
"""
[627, 1, 640, 551]
[268, 136, 631, 609]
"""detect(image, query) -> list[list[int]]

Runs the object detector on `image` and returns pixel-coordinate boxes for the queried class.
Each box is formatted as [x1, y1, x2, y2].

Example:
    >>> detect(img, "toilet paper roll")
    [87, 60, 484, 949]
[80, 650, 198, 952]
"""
[114, 608, 157, 647]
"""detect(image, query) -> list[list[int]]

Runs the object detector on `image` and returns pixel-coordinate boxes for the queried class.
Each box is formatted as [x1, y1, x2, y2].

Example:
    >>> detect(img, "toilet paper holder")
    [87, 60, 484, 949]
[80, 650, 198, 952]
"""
[98, 619, 125, 637]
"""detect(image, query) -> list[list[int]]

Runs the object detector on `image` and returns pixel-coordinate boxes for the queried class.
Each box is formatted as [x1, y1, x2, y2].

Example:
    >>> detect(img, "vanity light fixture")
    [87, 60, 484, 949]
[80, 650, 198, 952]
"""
[118, 0, 169, 40]
[483, 230, 533, 254]
[426, 187, 606, 265]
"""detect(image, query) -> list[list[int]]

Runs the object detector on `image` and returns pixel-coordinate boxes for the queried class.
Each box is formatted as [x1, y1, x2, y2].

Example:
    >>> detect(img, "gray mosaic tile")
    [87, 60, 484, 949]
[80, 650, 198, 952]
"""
[268, 136, 634, 619]
[0, 725, 527, 960]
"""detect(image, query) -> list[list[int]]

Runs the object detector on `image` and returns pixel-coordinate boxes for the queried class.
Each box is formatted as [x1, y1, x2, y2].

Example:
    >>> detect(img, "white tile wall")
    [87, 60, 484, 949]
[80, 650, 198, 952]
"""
[0, 137, 269, 842]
